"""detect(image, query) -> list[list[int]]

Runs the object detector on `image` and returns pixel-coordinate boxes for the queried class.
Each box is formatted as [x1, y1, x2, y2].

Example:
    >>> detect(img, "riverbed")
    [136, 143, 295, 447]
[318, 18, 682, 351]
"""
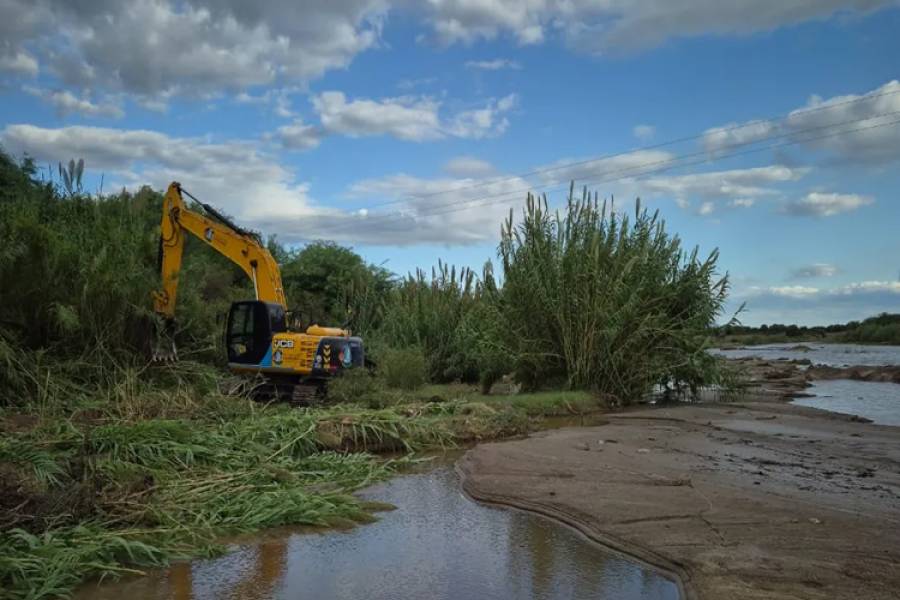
[460, 399, 900, 600]
[76, 459, 679, 600]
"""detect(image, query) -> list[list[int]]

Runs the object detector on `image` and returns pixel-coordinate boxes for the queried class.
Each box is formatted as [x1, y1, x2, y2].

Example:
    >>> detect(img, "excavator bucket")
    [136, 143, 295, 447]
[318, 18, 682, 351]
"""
[151, 320, 179, 363]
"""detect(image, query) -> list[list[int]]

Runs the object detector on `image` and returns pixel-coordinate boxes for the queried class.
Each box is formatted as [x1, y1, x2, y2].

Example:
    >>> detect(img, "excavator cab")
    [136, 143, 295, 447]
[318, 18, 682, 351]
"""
[225, 301, 285, 365]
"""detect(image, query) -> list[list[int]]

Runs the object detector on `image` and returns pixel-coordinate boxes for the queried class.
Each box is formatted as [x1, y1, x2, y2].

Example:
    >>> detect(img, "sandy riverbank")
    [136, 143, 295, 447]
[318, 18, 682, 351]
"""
[458, 399, 900, 599]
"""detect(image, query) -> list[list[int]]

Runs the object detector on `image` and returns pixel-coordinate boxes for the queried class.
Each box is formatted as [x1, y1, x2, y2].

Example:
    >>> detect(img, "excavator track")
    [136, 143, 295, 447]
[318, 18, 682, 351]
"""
[289, 382, 327, 407]
[218, 375, 327, 406]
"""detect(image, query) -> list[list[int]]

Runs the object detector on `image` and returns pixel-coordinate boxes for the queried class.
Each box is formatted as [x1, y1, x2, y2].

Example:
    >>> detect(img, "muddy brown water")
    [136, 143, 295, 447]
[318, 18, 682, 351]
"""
[77, 456, 679, 600]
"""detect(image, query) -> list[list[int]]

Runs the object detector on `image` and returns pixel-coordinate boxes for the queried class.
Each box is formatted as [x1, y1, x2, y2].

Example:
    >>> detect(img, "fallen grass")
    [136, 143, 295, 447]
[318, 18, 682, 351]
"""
[0, 384, 600, 599]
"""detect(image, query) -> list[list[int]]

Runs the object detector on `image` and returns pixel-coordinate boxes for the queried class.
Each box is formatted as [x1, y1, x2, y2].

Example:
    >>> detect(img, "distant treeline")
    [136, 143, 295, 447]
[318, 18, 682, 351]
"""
[717, 313, 900, 345]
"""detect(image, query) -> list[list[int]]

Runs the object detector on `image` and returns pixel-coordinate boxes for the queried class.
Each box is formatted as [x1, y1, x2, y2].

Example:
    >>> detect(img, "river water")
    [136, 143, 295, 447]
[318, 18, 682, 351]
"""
[793, 379, 900, 426]
[713, 343, 900, 426]
[714, 342, 900, 367]
[77, 462, 679, 600]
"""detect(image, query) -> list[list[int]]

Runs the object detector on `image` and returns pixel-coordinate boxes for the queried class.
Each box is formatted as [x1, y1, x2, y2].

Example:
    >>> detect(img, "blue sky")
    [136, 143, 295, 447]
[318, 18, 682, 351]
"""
[1, 0, 898, 326]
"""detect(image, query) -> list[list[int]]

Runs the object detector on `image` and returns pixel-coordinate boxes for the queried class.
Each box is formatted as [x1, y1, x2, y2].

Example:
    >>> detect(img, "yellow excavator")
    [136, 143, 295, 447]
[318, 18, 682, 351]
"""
[153, 182, 364, 403]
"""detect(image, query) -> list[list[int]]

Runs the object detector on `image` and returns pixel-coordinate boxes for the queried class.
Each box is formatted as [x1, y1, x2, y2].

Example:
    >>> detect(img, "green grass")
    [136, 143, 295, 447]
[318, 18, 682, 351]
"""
[0, 382, 609, 599]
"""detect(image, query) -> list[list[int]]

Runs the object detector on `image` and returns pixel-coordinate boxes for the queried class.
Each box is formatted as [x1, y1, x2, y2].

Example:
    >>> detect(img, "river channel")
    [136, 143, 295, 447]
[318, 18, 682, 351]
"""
[77, 459, 680, 600]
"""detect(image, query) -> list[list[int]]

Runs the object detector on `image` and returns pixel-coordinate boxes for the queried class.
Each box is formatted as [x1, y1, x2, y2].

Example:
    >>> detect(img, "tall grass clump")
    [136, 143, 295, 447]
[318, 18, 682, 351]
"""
[492, 187, 730, 402]
[375, 263, 500, 384]
[0, 153, 250, 409]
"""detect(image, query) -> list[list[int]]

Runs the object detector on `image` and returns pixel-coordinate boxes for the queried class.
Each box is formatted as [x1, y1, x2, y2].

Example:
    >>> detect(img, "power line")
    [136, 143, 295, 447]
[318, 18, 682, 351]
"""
[346, 86, 900, 213]
[410, 115, 900, 222]
[317, 111, 900, 235]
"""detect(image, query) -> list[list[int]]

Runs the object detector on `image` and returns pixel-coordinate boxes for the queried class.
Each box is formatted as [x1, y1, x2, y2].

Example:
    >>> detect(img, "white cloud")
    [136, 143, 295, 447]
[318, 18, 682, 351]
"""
[235, 87, 300, 118]
[697, 201, 715, 216]
[288, 91, 517, 145]
[831, 281, 900, 295]
[735, 279, 900, 325]
[0, 123, 527, 246]
[419, 0, 891, 53]
[465, 58, 521, 70]
[633, 124, 655, 141]
[342, 172, 532, 245]
[534, 152, 803, 215]
[702, 80, 900, 164]
[637, 165, 805, 214]
[443, 156, 497, 178]
[313, 92, 444, 141]
[1, 0, 387, 100]
[702, 119, 778, 154]
[729, 198, 755, 208]
[24, 87, 123, 118]
[0, 123, 319, 222]
[538, 150, 675, 185]
[5, 0, 891, 108]
[0, 51, 39, 76]
[274, 120, 325, 150]
[790, 263, 839, 280]
[762, 285, 821, 298]
[781, 192, 874, 217]
[445, 94, 517, 139]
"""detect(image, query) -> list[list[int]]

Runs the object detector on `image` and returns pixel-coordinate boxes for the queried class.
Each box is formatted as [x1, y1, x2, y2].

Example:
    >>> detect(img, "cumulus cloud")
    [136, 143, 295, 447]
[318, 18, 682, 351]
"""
[633, 124, 655, 141]
[0, 123, 322, 222]
[517, 150, 805, 215]
[445, 94, 517, 138]
[702, 119, 778, 154]
[419, 0, 891, 52]
[274, 120, 325, 150]
[702, 80, 900, 164]
[24, 87, 123, 119]
[781, 192, 874, 217]
[0, 123, 524, 246]
[1, 0, 387, 101]
[275, 91, 518, 148]
[0, 52, 39, 76]
[443, 156, 497, 178]
[465, 58, 521, 70]
[537, 150, 674, 186]
[634, 165, 805, 214]
[342, 172, 532, 245]
[5, 0, 891, 108]
[789, 263, 839, 280]
[313, 92, 444, 141]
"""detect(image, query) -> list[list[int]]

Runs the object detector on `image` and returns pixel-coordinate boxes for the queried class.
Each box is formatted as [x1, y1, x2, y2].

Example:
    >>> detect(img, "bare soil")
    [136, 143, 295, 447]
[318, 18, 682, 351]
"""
[458, 399, 900, 599]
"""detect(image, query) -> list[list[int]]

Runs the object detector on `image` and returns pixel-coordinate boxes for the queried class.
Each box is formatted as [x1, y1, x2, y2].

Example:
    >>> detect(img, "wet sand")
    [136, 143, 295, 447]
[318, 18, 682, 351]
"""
[458, 400, 900, 599]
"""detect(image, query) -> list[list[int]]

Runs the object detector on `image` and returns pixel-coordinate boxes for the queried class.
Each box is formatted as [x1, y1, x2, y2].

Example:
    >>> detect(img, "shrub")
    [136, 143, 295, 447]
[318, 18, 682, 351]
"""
[327, 368, 385, 407]
[378, 347, 427, 390]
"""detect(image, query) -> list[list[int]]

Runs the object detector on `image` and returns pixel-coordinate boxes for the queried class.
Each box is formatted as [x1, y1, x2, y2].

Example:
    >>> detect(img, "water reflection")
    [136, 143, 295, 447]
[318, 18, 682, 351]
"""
[78, 465, 678, 600]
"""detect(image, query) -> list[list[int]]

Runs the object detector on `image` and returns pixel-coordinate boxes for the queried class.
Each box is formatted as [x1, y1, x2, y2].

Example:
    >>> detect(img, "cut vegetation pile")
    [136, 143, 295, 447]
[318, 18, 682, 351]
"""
[0, 153, 733, 598]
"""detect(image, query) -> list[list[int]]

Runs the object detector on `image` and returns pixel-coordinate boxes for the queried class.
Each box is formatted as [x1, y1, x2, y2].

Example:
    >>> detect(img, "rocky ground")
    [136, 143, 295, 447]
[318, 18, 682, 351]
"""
[459, 397, 900, 599]
[729, 356, 900, 400]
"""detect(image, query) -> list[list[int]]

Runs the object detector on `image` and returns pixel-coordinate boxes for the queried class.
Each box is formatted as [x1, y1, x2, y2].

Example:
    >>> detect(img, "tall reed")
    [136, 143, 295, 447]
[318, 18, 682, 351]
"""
[492, 187, 730, 401]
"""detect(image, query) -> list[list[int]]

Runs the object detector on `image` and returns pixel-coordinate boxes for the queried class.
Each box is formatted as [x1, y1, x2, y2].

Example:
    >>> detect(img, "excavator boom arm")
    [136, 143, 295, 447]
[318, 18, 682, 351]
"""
[153, 182, 286, 318]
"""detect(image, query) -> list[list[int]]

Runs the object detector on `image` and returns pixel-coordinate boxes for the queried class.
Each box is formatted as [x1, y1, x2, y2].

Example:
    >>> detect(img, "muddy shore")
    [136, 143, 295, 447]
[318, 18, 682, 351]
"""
[458, 398, 900, 599]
